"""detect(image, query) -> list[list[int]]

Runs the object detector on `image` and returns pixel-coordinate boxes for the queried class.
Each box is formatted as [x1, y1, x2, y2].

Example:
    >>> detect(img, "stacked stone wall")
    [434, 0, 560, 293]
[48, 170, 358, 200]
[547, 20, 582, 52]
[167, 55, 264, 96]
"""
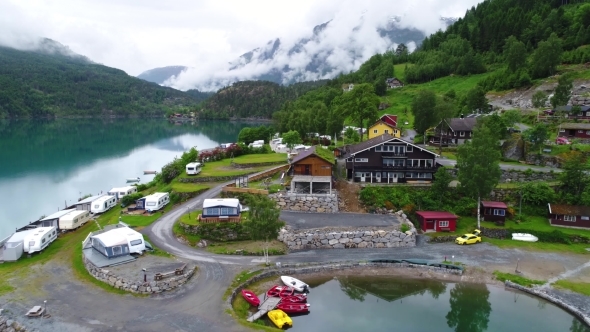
[269, 193, 338, 213]
[83, 256, 195, 295]
[0, 316, 28, 332]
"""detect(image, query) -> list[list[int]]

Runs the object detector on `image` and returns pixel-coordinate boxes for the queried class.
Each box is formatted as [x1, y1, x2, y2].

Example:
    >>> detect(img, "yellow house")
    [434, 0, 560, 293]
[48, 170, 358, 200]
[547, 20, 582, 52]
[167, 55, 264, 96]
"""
[367, 120, 401, 139]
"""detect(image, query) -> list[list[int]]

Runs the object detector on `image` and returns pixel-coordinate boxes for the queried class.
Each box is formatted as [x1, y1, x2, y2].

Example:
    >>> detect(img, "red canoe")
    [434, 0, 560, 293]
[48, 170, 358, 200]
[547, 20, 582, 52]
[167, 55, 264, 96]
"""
[241, 289, 261, 307]
[267, 285, 295, 298]
[280, 294, 307, 303]
[277, 302, 311, 314]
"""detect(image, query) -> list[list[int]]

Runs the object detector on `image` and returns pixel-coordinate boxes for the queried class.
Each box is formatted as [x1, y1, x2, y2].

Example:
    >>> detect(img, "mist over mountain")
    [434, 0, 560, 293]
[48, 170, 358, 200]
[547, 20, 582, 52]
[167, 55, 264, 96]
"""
[137, 66, 188, 84]
[162, 15, 457, 91]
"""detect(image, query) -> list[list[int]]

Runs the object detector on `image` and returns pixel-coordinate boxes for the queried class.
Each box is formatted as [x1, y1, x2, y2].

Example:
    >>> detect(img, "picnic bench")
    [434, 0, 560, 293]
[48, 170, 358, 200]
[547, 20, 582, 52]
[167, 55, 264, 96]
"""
[26, 306, 45, 317]
[154, 263, 187, 281]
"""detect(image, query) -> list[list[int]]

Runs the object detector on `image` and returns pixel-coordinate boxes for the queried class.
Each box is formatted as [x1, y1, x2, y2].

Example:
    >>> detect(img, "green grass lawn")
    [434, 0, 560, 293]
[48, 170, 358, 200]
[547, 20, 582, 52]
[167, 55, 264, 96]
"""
[552, 280, 590, 296]
[495, 181, 560, 189]
[170, 181, 209, 193]
[206, 240, 287, 255]
[485, 215, 590, 238]
[178, 210, 202, 226]
[172, 221, 202, 246]
[493, 271, 545, 287]
[231, 153, 288, 164]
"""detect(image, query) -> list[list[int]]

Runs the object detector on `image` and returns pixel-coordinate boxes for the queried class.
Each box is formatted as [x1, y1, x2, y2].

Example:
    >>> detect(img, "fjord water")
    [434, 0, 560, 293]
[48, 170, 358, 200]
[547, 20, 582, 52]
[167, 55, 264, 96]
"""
[0, 118, 252, 240]
[287, 276, 589, 332]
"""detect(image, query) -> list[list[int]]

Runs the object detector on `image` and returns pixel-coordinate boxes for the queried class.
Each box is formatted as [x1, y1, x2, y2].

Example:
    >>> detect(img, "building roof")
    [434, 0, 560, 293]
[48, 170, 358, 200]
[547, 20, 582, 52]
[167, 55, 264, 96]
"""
[559, 123, 590, 130]
[343, 134, 439, 157]
[445, 118, 478, 132]
[186, 162, 202, 167]
[554, 105, 590, 112]
[369, 119, 397, 130]
[548, 204, 590, 216]
[108, 186, 135, 193]
[76, 194, 106, 205]
[415, 211, 458, 219]
[93, 195, 116, 204]
[7, 229, 38, 243]
[61, 210, 89, 220]
[291, 146, 335, 165]
[92, 227, 142, 247]
[203, 198, 241, 209]
[481, 201, 507, 209]
[25, 227, 56, 240]
[143, 192, 168, 201]
[380, 114, 398, 126]
[40, 209, 76, 221]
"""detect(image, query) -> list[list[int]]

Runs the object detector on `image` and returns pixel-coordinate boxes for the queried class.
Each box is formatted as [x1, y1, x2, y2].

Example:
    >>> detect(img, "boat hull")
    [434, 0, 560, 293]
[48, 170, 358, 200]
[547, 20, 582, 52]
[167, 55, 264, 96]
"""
[281, 276, 309, 293]
[511, 233, 539, 242]
[277, 303, 311, 314]
[241, 289, 261, 307]
[267, 285, 295, 298]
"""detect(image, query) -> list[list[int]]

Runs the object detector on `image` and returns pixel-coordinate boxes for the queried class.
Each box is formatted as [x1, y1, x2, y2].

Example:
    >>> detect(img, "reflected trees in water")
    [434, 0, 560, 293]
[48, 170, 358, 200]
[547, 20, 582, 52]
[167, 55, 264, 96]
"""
[446, 283, 491, 332]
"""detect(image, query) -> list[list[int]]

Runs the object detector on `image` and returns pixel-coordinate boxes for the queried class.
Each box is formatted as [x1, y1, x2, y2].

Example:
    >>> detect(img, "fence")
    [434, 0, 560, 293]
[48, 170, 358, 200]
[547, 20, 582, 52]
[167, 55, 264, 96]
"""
[222, 187, 269, 195]
[197, 214, 241, 223]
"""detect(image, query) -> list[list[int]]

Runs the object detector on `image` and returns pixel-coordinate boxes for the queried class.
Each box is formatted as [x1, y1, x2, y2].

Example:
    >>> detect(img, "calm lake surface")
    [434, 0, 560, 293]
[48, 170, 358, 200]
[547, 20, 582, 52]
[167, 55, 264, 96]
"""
[0, 118, 254, 239]
[280, 276, 589, 332]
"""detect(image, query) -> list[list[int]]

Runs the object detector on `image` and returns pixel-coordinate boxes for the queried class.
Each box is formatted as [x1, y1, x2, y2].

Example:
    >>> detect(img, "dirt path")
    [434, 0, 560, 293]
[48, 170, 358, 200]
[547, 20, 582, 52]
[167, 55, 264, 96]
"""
[335, 180, 365, 213]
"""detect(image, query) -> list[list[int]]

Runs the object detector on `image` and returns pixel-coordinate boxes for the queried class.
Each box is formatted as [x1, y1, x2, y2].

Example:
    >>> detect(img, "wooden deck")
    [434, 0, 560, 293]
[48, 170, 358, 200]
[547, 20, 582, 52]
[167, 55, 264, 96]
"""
[247, 296, 281, 322]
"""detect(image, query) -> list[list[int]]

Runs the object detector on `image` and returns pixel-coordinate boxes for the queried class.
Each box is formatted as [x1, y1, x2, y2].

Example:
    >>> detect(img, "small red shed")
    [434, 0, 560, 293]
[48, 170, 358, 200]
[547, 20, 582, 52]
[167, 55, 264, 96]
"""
[415, 211, 458, 232]
[481, 201, 507, 225]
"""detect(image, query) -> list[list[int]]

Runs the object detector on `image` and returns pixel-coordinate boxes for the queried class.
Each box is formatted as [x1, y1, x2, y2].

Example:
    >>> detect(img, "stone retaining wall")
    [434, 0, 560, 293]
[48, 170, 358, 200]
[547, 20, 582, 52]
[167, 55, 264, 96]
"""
[268, 193, 339, 213]
[83, 256, 196, 294]
[0, 316, 28, 332]
[226, 261, 463, 309]
[278, 226, 416, 250]
[505, 281, 590, 327]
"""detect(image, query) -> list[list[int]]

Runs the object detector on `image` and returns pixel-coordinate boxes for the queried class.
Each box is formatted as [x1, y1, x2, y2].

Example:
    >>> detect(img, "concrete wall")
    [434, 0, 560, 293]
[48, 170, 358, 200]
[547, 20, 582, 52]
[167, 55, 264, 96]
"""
[83, 256, 195, 295]
[269, 193, 339, 213]
[278, 226, 416, 250]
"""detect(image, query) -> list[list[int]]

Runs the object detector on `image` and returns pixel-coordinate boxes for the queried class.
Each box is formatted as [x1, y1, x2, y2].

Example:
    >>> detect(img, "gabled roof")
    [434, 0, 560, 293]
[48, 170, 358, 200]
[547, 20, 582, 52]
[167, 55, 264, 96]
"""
[416, 211, 458, 219]
[203, 198, 241, 209]
[548, 204, 590, 216]
[344, 134, 439, 157]
[368, 119, 396, 130]
[40, 209, 76, 221]
[76, 194, 105, 205]
[443, 118, 478, 132]
[291, 146, 335, 165]
[560, 123, 590, 130]
[380, 114, 398, 126]
[554, 105, 590, 112]
[481, 201, 507, 209]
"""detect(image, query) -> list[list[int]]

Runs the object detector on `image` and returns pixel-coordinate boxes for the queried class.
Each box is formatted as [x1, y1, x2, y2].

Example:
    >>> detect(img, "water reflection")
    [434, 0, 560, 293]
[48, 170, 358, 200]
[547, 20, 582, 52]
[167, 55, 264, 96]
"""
[446, 283, 491, 332]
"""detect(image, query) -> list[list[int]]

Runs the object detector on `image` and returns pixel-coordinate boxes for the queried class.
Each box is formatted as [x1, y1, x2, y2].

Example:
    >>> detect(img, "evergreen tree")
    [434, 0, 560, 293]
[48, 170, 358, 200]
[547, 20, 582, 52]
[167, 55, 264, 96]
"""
[560, 151, 590, 205]
[551, 74, 573, 108]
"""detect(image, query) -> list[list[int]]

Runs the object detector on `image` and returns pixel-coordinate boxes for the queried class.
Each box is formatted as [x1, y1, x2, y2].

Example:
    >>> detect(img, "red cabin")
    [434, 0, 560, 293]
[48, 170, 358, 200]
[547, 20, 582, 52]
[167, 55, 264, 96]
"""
[416, 211, 458, 232]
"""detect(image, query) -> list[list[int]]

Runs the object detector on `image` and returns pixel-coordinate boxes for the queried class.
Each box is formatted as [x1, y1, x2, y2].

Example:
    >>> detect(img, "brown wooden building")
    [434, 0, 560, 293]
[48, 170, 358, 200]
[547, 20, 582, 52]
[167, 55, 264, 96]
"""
[558, 123, 590, 139]
[480, 201, 507, 225]
[548, 204, 590, 229]
[289, 146, 335, 194]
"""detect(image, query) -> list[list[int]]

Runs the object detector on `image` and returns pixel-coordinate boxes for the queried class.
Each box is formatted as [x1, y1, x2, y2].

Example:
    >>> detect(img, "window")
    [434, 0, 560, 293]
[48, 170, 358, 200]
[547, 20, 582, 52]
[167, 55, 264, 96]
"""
[112, 246, 122, 255]
[94, 204, 99, 209]
[206, 207, 220, 215]
[493, 209, 505, 216]
[439, 221, 449, 227]
[375, 145, 382, 152]
[373, 129, 378, 134]
[385, 130, 389, 134]
[146, 202, 156, 206]
[355, 158, 368, 162]
[586, 131, 590, 135]
[559, 129, 565, 132]
[564, 215, 576, 222]
[130, 239, 143, 246]
[220, 207, 232, 215]
[581, 216, 589, 221]
[460, 131, 465, 137]
[42, 238, 46, 244]
[406, 146, 413, 152]
[579, 130, 584, 133]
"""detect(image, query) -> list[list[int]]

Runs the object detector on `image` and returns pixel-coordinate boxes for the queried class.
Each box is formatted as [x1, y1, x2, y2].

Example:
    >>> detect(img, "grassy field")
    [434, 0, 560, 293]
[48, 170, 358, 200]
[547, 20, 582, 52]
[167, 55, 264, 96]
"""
[493, 271, 545, 287]
[231, 153, 288, 164]
[553, 280, 590, 296]
[485, 215, 590, 238]
[170, 181, 209, 193]
[183, 153, 288, 177]
[206, 240, 287, 255]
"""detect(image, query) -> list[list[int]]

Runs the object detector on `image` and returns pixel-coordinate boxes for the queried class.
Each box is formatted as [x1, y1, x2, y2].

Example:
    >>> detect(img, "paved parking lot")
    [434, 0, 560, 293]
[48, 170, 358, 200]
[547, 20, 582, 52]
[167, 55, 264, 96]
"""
[281, 211, 400, 229]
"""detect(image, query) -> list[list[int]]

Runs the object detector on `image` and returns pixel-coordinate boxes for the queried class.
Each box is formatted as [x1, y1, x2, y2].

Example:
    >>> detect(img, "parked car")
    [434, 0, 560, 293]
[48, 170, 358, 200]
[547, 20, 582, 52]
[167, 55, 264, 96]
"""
[556, 137, 571, 145]
[455, 233, 481, 245]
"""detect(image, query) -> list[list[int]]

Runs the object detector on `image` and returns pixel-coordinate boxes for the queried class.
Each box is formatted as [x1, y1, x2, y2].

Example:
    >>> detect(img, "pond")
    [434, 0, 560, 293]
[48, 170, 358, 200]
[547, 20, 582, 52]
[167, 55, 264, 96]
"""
[269, 276, 589, 332]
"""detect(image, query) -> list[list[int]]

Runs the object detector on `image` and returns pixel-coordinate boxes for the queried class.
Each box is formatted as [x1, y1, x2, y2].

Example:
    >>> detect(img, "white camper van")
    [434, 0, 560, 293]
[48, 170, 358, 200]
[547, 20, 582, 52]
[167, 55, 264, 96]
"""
[23, 226, 57, 254]
[107, 186, 137, 200]
[91, 226, 146, 256]
[59, 210, 91, 230]
[143, 192, 169, 212]
[91, 195, 117, 214]
[185, 162, 202, 175]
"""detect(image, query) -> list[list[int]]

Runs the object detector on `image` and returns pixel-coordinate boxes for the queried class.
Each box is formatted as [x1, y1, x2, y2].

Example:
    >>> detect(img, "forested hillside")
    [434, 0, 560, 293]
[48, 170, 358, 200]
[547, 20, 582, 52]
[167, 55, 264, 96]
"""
[0, 45, 197, 118]
[197, 80, 327, 119]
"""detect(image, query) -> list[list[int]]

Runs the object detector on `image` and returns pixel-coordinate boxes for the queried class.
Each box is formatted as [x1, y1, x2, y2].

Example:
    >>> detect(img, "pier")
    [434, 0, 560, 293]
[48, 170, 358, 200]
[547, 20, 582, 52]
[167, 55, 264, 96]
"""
[247, 296, 281, 322]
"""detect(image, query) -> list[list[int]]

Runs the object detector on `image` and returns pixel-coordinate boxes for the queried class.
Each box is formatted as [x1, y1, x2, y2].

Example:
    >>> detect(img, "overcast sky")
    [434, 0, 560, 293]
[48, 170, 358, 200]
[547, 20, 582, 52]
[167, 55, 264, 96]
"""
[1, 0, 482, 86]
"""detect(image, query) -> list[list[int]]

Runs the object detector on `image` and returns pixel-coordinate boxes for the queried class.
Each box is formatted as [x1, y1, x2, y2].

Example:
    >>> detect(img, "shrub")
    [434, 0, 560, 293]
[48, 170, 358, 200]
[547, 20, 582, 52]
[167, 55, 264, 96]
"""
[121, 193, 143, 207]
[520, 182, 556, 206]
[401, 224, 410, 233]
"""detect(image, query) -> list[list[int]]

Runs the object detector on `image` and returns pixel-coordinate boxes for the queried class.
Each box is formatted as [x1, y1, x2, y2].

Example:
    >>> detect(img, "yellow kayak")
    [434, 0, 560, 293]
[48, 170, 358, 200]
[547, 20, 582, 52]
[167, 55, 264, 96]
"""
[268, 309, 293, 329]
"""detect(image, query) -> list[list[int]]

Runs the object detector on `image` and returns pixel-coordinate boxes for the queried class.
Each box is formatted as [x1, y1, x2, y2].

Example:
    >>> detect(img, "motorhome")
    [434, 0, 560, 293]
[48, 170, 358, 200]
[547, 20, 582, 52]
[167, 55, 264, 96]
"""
[136, 192, 169, 212]
[91, 226, 146, 258]
[23, 226, 57, 254]
[59, 210, 91, 230]
[107, 186, 138, 200]
[220, 143, 234, 149]
[91, 195, 117, 214]
[185, 162, 202, 175]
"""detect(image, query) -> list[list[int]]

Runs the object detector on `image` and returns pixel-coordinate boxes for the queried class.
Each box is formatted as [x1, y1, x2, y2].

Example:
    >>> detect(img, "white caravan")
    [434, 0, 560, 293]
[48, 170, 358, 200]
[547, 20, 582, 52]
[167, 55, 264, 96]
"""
[91, 195, 117, 214]
[23, 226, 58, 254]
[59, 210, 91, 230]
[143, 192, 169, 212]
[185, 162, 202, 175]
[91, 226, 146, 256]
[107, 186, 137, 200]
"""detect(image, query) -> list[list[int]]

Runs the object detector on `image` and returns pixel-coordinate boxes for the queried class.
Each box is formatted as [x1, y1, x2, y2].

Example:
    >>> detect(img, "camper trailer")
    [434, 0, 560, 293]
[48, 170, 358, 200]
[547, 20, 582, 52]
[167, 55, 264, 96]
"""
[75, 194, 105, 212]
[90, 227, 146, 258]
[2, 229, 37, 261]
[137, 192, 169, 212]
[220, 143, 234, 149]
[23, 226, 57, 254]
[37, 209, 75, 229]
[59, 210, 91, 230]
[107, 186, 137, 200]
[185, 162, 202, 175]
[91, 195, 117, 214]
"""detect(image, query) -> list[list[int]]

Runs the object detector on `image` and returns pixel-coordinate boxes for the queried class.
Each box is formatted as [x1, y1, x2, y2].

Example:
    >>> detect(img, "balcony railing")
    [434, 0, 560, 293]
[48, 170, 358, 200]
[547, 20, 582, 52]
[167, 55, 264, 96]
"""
[381, 165, 406, 169]
[406, 165, 435, 170]
[381, 152, 406, 157]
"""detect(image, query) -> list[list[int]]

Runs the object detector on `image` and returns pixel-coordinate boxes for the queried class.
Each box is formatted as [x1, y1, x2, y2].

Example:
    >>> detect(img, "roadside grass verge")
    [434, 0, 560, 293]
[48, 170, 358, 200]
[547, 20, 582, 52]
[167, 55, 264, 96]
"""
[170, 182, 209, 193]
[179, 210, 202, 226]
[495, 181, 560, 189]
[493, 271, 545, 287]
[552, 280, 590, 296]
[485, 238, 590, 254]
[484, 215, 590, 238]
[231, 153, 287, 164]
[142, 234, 173, 258]
[206, 240, 287, 256]
[172, 221, 201, 246]
[223, 269, 264, 300]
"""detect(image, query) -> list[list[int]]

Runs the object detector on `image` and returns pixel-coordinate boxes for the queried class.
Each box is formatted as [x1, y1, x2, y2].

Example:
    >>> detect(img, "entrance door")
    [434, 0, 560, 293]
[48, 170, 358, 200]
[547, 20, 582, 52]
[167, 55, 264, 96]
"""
[304, 165, 310, 175]
[427, 220, 435, 230]
[392, 173, 398, 183]
[360, 172, 366, 182]
[375, 172, 381, 183]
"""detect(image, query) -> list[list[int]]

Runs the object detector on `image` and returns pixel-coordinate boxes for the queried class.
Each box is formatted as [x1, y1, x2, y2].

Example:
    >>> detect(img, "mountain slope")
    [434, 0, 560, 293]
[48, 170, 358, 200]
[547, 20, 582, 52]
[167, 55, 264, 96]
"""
[137, 66, 188, 84]
[0, 42, 196, 118]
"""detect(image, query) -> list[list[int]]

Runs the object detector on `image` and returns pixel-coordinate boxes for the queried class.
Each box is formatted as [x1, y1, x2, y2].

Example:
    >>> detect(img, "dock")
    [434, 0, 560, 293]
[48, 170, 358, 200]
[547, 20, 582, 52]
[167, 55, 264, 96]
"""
[247, 296, 281, 322]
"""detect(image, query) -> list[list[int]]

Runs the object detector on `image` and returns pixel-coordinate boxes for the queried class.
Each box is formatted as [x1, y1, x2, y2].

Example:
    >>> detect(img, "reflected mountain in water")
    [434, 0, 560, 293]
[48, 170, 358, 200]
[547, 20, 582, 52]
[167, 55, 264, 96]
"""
[338, 276, 447, 302]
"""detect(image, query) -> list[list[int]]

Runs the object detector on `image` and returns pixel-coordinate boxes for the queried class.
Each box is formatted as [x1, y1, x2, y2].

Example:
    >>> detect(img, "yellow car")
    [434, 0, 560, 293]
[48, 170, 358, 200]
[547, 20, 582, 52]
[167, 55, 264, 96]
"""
[455, 233, 481, 245]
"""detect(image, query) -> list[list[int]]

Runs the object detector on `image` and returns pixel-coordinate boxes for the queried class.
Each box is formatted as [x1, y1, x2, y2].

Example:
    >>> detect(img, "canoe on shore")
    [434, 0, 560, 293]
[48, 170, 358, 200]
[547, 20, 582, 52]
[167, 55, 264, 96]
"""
[512, 233, 538, 242]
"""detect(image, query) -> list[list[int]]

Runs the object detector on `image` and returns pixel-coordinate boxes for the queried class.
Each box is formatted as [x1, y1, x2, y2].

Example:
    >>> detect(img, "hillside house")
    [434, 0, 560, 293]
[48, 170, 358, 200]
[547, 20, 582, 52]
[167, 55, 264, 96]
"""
[386, 77, 404, 89]
[480, 201, 507, 225]
[342, 134, 439, 183]
[367, 120, 401, 139]
[431, 117, 478, 145]
[558, 123, 590, 140]
[290, 146, 334, 194]
[548, 204, 590, 229]
[551, 105, 590, 120]
[342, 83, 354, 92]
